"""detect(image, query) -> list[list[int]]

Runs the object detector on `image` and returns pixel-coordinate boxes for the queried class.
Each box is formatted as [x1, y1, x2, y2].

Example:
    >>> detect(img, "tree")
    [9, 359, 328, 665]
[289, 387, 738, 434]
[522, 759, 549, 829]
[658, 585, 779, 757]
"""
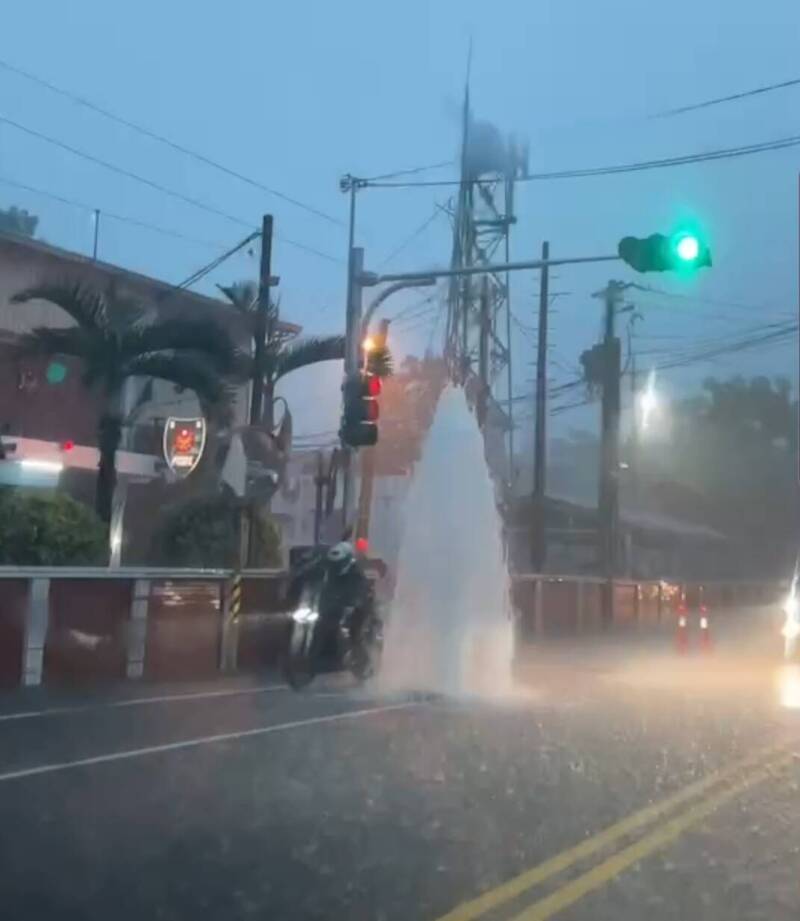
[0, 205, 38, 238]
[151, 492, 281, 569]
[13, 281, 238, 523]
[218, 280, 345, 431]
[0, 490, 107, 565]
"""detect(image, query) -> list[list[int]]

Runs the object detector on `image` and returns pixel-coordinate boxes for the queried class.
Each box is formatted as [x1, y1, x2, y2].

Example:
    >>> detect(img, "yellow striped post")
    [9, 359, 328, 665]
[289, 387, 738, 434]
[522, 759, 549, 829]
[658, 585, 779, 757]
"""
[229, 572, 243, 623]
[221, 571, 243, 671]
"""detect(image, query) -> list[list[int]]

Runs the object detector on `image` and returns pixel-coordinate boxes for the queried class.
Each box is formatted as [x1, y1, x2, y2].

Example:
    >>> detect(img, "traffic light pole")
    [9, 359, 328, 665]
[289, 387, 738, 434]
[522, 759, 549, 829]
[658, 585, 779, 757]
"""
[341, 246, 365, 535]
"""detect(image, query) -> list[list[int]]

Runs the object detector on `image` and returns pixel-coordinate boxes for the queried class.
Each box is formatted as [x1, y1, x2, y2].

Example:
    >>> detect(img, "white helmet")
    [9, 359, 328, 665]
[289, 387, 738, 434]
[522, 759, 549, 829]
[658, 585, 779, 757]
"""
[327, 541, 355, 573]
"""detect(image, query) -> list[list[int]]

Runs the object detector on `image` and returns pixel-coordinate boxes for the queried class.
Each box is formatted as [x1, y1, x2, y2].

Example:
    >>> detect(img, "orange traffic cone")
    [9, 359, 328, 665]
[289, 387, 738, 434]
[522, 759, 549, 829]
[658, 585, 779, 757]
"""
[675, 603, 690, 654]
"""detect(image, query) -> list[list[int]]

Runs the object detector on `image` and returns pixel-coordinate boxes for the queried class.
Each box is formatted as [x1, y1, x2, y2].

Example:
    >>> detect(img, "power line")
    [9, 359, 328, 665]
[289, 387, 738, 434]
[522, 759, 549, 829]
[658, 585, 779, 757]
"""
[654, 76, 800, 118]
[0, 57, 343, 227]
[629, 283, 793, 318]
[389, 291, 439, 324]
[0, 173, 225, 249]
[377, 207, 443, 269]
[363, 159, 454, 183]
[365, 131, 800, 189]
[1, 113, 257, 227]
[0, 115, 342, 264]
[174, 231, 260, 291]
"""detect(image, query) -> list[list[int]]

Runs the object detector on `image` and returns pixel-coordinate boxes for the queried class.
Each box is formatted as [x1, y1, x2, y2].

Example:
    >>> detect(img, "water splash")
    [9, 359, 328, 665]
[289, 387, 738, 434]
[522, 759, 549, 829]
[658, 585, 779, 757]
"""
[382, 386, 513, 697]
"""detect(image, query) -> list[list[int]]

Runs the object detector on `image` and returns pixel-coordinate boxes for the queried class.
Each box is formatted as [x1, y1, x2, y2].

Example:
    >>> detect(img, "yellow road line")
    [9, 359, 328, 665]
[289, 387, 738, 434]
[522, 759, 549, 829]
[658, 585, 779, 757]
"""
[433, 741, 789, 921]
[509, 752, 795, 921]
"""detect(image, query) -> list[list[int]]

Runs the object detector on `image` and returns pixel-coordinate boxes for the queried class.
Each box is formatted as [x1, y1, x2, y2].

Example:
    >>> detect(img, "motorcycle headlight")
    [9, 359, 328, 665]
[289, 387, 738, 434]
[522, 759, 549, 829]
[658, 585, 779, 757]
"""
[293, 605, 318, 624]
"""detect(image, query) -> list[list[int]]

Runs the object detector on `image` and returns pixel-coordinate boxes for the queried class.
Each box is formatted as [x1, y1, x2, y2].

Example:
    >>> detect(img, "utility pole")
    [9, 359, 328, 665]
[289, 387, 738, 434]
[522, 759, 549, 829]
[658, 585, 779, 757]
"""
[531, 241, 550, 571]
[597, 280, 624, 626]
[249, 214, 274, 426]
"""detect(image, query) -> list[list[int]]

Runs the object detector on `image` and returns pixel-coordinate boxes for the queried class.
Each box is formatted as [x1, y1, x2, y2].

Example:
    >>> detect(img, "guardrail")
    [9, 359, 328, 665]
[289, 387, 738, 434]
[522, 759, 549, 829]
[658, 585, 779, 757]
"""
[0, 568, 787, 689]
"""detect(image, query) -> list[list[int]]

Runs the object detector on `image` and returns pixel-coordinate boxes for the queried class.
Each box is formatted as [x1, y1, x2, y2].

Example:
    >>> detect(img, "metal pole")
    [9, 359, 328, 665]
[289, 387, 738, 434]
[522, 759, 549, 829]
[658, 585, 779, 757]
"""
[532, 241, 550, 571]
[341, 246, 364, 535]
[313, 451, 324, 545]
[366, 253, 619, 286]
[249, 215, 274, 426]
[92, 209, 100, 261]
[504, 179, 514, 485]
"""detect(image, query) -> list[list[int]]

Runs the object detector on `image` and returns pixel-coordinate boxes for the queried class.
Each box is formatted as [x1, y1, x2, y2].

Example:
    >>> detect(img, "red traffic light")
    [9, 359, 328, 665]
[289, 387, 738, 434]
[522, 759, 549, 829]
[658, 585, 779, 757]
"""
[366, 374, 381, 397]
[355, 537, 369, 554]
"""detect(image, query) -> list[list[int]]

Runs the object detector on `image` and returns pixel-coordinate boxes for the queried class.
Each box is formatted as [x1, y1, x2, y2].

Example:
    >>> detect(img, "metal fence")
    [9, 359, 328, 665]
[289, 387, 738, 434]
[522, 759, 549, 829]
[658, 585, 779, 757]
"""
[0, 568, 787, 689]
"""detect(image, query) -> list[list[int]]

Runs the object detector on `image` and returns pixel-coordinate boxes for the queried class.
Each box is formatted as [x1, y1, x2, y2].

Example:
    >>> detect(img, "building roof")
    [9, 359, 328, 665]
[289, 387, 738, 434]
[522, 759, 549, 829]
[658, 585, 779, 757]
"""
[0, 231, 301, 341]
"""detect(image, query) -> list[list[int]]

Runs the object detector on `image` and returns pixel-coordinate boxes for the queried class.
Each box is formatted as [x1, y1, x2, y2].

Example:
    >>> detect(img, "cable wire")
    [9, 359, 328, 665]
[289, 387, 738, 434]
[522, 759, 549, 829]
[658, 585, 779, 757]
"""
[0, 115, 343, 264]
[0, 57, 343, 226]
[0, 173, 225, 249]
[377, 207, 443, 269]
[654, 76, 800, 118]
[365, 132, 800, 188]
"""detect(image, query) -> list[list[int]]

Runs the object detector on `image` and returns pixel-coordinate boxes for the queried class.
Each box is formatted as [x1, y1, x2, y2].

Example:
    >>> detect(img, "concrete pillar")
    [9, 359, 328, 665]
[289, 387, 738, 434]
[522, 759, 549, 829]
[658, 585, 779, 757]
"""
[220, 579, 239, 672]
[23, 577, 50, 686]
[533, 579, 544, 637]
[126, 579, 150, 679]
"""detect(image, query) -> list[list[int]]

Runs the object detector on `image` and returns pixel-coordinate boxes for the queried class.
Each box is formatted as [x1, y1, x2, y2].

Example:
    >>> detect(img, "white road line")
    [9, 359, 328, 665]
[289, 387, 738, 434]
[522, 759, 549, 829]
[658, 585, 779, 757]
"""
[0, 685, 285, 722]
[0, 702, 417, 782]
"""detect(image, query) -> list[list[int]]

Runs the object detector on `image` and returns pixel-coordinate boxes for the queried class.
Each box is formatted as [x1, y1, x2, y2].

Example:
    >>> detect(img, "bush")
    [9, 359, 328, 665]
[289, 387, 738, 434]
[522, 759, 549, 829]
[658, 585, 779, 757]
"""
[0, 490, 107, 565]
[151, 491, 281, 569]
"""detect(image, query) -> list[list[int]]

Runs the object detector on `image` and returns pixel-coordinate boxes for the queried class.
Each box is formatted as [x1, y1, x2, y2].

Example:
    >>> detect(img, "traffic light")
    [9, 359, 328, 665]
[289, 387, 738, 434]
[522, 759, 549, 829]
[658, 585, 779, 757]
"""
[340, 372, 381, 447]
[618, 231, 711, 273]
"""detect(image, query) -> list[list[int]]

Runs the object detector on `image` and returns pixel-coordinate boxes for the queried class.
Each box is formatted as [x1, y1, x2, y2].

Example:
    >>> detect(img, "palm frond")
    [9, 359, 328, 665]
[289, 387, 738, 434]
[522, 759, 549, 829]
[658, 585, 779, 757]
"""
[123, 352, 234, 419]
[119, 318, 239, 373]
[217, 281, 259, 313]
[367, 345, 394, 378]
[273, 335, 345, 382]
[11, 281, 110, 331]
[16, 326, 95, 361]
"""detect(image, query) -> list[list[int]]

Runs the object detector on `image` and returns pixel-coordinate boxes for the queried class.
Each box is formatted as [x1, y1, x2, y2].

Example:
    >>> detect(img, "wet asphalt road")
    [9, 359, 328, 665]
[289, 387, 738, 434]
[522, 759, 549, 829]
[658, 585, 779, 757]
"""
[0, 607, 799, 921]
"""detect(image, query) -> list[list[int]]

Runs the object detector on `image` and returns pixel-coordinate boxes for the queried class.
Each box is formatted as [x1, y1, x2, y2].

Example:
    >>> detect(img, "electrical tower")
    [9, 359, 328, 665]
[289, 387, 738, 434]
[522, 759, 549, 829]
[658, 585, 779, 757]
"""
[444, 85, 528, 481]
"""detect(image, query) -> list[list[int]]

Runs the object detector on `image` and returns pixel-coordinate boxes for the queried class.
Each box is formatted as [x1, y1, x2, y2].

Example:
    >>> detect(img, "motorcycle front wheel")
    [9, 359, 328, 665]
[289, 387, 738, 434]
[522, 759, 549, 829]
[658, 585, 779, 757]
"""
[283, 620, 318, 690]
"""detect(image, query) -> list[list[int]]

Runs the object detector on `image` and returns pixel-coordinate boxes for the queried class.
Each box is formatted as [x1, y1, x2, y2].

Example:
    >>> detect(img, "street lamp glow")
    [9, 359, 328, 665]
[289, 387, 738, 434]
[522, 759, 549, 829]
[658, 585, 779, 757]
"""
[674, 234, 700, 262]
[362, 336, 376, 353]
[639, 369, 658, 431]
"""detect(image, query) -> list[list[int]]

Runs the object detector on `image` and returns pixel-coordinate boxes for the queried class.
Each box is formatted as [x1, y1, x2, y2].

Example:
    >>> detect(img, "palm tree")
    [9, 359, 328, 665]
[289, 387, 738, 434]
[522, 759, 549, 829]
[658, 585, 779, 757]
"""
[13, 281, 237, 523]
[218, 281, 346, 431]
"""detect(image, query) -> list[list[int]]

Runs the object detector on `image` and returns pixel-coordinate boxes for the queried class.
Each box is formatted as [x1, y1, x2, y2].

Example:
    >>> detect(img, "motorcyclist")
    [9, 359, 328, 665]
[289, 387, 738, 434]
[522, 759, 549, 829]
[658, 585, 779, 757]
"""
[322, 542, 375, 654]
[286, 541, 375, 656]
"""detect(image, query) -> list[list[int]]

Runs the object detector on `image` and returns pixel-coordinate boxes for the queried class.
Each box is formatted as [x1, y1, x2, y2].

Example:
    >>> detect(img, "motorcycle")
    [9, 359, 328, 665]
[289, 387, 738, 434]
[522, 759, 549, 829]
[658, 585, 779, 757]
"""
[283, 567, 383, 690]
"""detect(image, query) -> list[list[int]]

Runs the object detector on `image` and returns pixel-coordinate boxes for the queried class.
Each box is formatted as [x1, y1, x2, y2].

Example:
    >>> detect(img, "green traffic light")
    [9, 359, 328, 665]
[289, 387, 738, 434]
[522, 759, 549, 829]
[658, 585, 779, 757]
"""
[674, 233, 700, 263]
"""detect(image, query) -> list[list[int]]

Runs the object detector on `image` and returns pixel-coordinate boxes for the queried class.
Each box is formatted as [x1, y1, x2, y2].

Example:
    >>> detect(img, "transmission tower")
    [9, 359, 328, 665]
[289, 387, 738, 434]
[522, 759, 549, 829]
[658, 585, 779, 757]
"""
[444, 84, 528, 481]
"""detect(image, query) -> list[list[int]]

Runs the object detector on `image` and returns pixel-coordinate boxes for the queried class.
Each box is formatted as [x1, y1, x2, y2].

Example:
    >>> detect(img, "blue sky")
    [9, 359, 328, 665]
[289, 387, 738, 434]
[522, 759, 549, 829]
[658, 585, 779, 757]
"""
[2, 0, 799, 440]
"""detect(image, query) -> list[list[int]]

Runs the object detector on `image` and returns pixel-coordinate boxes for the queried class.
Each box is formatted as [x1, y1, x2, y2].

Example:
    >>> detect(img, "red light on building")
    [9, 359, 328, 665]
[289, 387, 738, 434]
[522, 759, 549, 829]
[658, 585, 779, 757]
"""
[61, 440, 75, 452]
